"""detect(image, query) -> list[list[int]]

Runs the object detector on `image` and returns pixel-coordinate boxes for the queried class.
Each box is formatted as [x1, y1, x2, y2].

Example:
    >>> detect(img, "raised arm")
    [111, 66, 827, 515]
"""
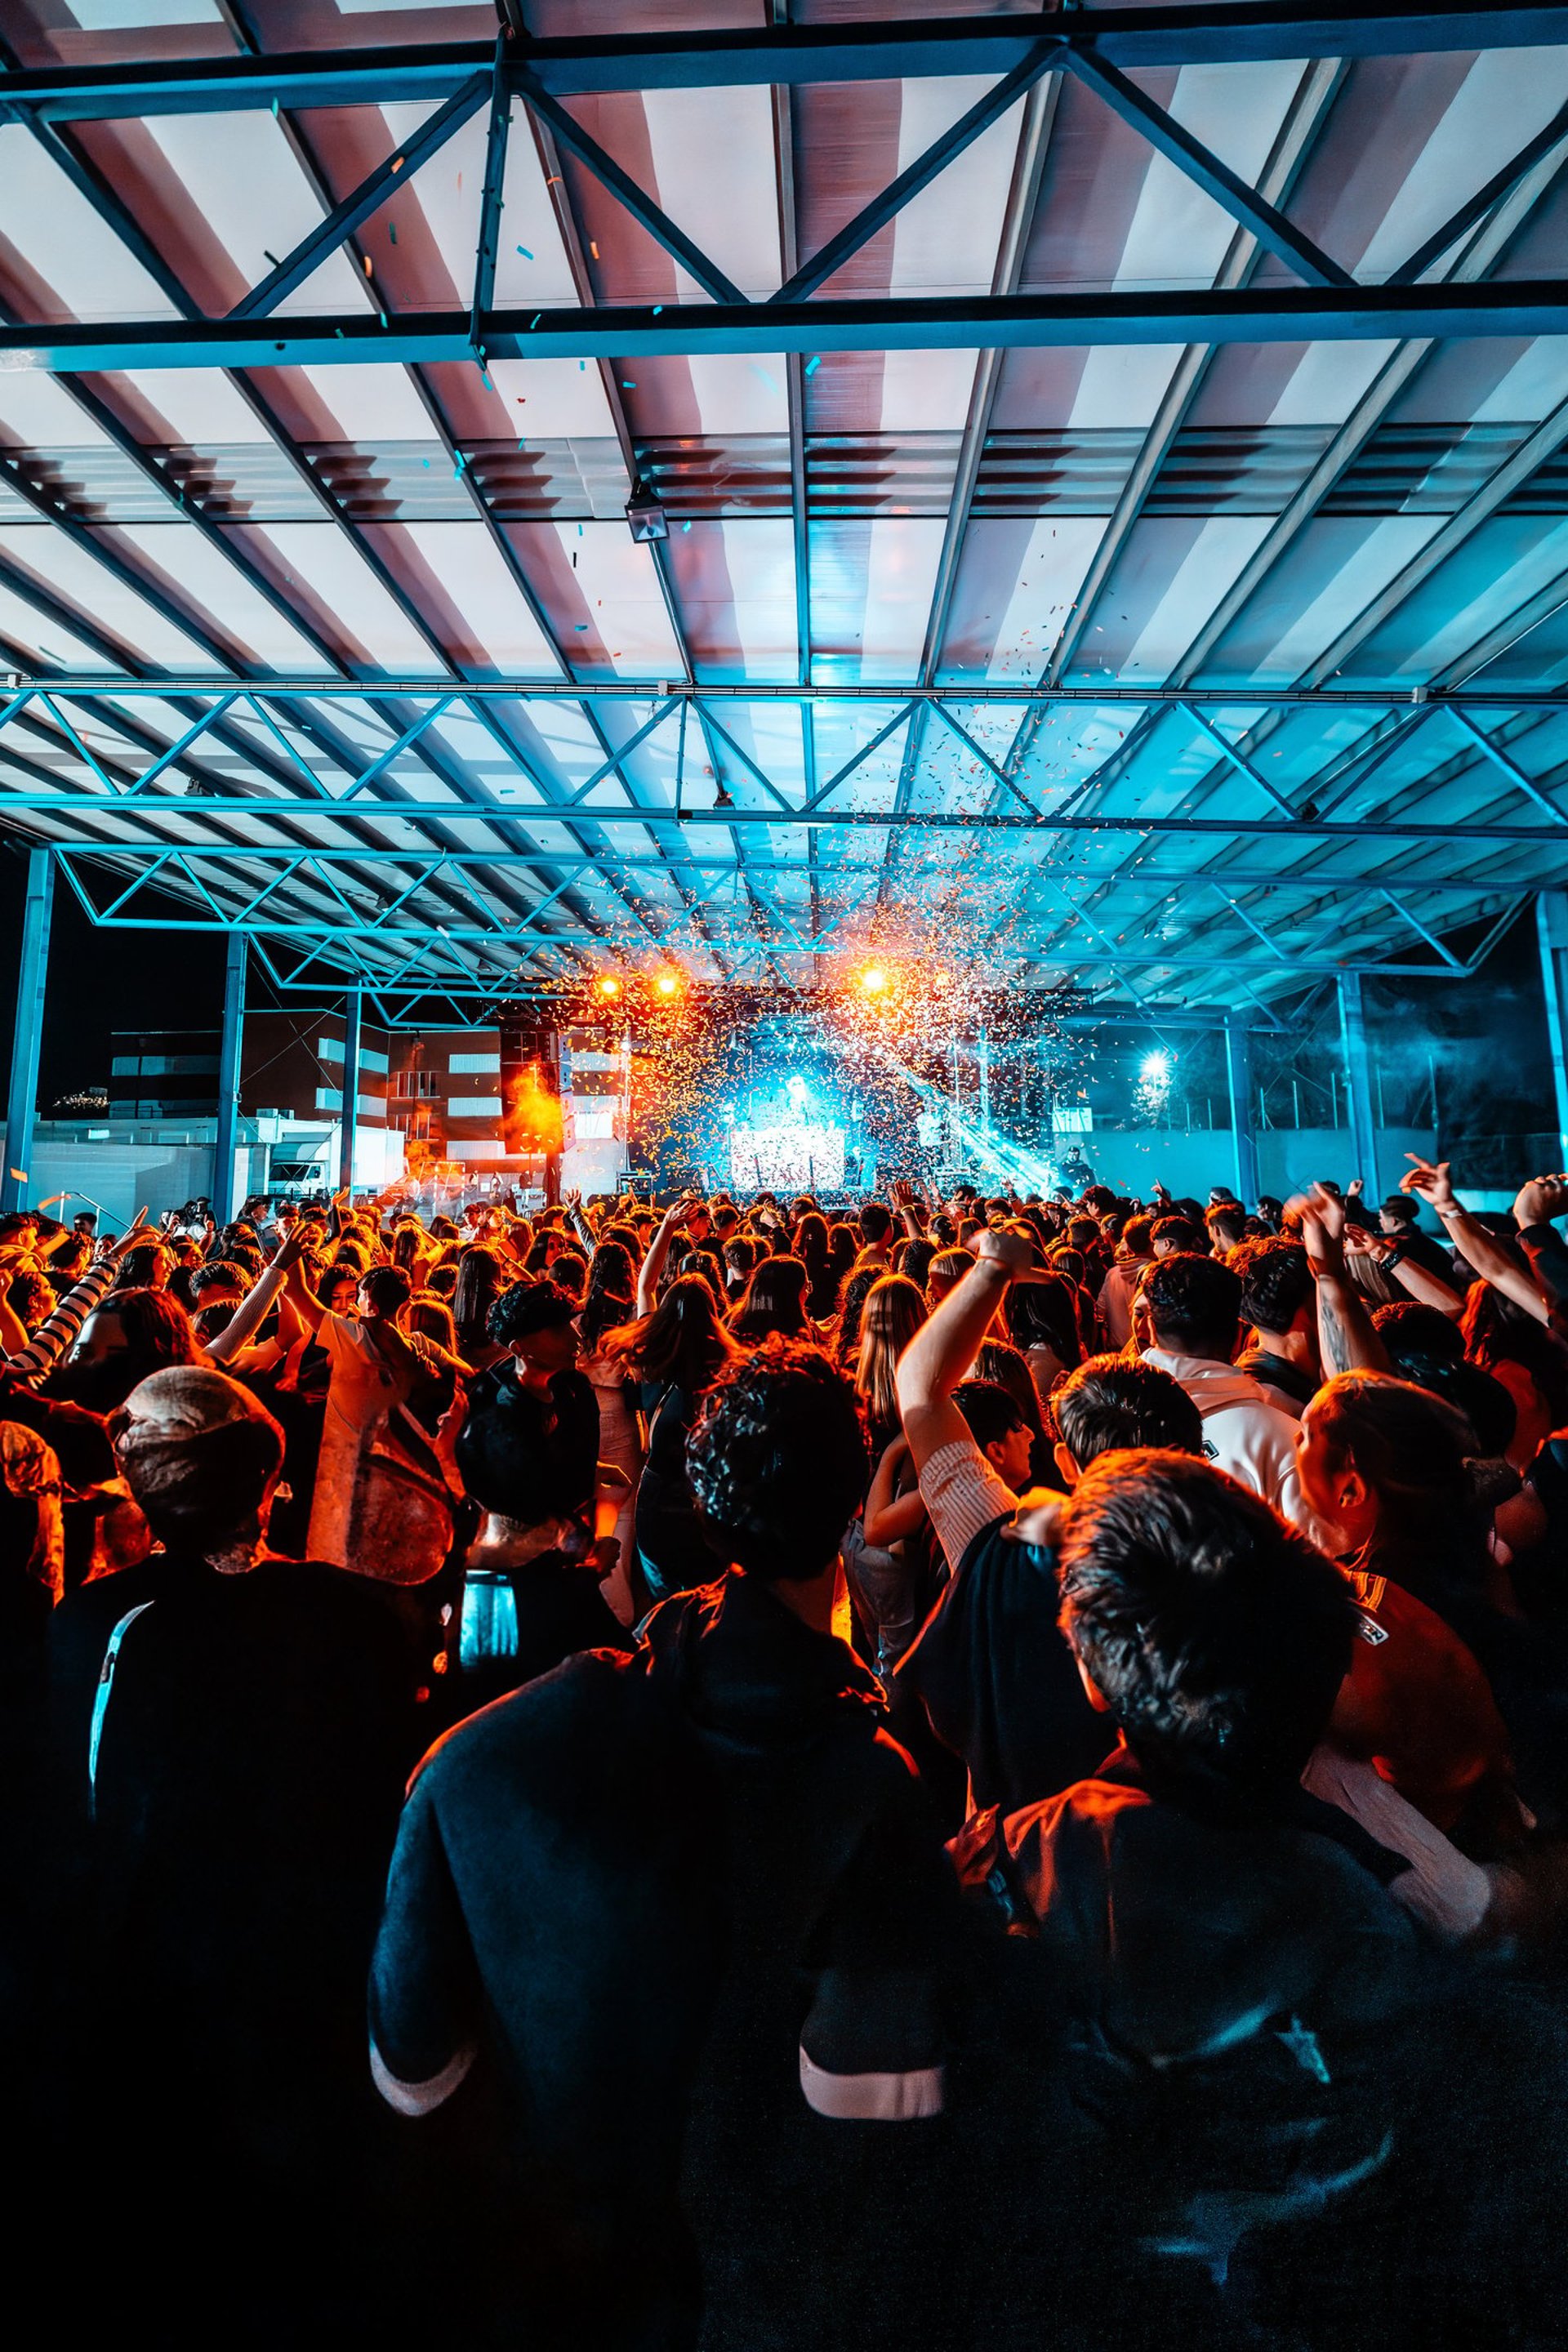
[1342, 1221, 1465, 1316]
[636, 1197, 694, 1316]
[863, 1434, 928, 1547]
[890, 1178, 927, 1241]
[896, 1227, 1029, 1474]
[279, 1233, 332, 1337]
[203, 1226, 308, 1365]
[1512, 1175, 1568, 1337]
[1, 1209, 154, 1387]
[1401, 1156, 1549, 1326]
[1290, 1184, 1390, 1376]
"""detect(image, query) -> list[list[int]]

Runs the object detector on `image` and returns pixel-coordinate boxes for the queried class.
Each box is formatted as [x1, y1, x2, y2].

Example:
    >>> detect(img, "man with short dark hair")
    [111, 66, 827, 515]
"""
[858, 1198, 894, 1263]
[1151, 1214, 1205, 1257]
[369, 1335, 956, 2347]
[1141, 1252, 1306, 1520]
[1098, 1212, 1153, 1349]
[1232, 1235, 1320, 1411]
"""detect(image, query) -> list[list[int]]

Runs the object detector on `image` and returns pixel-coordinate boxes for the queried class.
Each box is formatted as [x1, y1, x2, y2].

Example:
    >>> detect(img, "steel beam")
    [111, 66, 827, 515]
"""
[1, 846, 52, 1215]
[338, 991, 362, 1196]
[212, 929, 247, 1223]
[10, 797, 1568, 844]
[7, 8, 1568, 118]
[1538, 891, 1568, 1164]
[1225, 1015, 1260, 1205]
[6, 679, 1563, 710]
[4, 282, 1566, 374]
[1337, 970, 1381, 1194]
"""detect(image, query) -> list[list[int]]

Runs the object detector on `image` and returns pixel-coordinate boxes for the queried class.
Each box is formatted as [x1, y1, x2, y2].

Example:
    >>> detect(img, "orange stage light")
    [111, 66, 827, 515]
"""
[656, 973, 680, 998]
[859, 965, 888, 996]
[596, 976, 622, 999]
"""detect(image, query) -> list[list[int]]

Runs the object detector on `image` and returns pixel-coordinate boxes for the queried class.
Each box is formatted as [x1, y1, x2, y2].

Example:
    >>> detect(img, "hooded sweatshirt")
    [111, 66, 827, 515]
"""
[1143, 1347, 1307, 1526]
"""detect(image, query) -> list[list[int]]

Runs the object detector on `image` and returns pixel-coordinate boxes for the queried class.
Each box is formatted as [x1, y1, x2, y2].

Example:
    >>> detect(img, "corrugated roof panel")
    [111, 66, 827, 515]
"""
[1343, 515, 1568, 682]
[109, 519, 335, 671]
[139, 109, 372, 315]
[662, 518, 797, 682]
[240, 522, 445, 673]
[545, 520, 684, 676]
[811, 516, 946, 682]
[0, 520, 220, 667]
[1068, 516, 1275, 685]
[390, 519, 561, 675]
[1201, 515, 1444, 685]
[0, 123, 178, 319]
[939, 514, 1108, 682]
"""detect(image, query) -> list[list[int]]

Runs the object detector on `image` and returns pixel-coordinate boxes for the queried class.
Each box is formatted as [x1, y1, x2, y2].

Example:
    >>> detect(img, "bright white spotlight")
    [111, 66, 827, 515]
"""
[1141, 1052, 1170, 1082]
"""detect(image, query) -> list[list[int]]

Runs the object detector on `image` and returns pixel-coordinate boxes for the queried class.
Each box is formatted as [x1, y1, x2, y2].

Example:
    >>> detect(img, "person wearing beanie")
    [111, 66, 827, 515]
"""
[45, 1365, 416, 2342]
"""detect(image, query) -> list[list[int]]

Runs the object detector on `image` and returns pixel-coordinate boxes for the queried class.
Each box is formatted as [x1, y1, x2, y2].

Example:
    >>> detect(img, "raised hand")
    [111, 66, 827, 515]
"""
[1401, 1154, 1457, 1216]
[975, 1227, 1036, 1277]
[1514, 1174, 1568, 1230]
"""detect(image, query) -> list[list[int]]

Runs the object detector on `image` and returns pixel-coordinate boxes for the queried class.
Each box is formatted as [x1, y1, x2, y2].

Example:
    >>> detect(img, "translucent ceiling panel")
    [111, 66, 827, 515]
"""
[140, 112, 372, 317]
[485, 359, 620, 440]
[1345, 515, 1568, 684]
[1359, 48, 1568, 281]
[1066, 518, 1274, 686]
[0, 580, 117, 672]
[0, 126, 178, 320]
[111, 522, 333, 672]
[663, 519, 797, 681]
[810, 519, 946, 684]
[1198, 515, 1442, 686]
[639, 87, 782, 301]
[247, 523, 445, 675]
[0, 523, 219, 668]
[296, 364, 437, 443]
[394, 522, 562, 675]
[0, 374, 119, 454]
[937, 516, 1108, 684]
[549, 524, 684, 677]
[115, 368, 277, 447]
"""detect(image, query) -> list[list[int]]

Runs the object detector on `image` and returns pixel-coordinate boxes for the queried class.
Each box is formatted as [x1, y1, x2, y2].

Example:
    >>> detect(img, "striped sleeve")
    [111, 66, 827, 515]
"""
[3, 1258, 118, 1387]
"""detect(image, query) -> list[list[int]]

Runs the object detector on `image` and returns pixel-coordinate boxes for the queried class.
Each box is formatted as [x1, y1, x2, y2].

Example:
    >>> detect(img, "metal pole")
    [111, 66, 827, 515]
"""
[1225, 1017, 1259, 1205]
[1338, 971, 1380, 1196]
[338, 989, 362, 1196]
[1537, 891, 1568, 1164]
[212, 929, 246, 1223]
[2, 849, 54, 1215]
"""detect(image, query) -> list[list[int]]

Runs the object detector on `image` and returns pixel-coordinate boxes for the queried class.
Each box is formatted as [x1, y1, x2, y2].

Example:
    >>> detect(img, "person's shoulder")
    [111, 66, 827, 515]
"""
[411, 1646, 681, 1802]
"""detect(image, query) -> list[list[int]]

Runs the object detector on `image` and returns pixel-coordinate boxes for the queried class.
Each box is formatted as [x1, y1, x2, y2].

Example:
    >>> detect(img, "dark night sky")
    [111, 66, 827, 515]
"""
[0, 844, 312, 1110]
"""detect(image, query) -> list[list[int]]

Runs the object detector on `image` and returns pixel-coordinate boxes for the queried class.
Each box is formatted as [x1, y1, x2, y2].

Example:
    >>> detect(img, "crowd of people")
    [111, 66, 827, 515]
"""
[7, 1156, 1568, 2346]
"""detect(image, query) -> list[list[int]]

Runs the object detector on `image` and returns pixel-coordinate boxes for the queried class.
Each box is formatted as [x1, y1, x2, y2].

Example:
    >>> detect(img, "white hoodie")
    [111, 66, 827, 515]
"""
[1142, 1346, 1307, 1528]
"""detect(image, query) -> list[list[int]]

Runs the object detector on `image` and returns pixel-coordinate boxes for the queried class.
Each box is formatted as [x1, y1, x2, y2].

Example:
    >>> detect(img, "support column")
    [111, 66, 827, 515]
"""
[1537, 890, 1568, 1165]
[212, 930, 246, 1223]
[2, 848, 54, 1215]
[1337, 971, 1379, 1199]
[1224, 1016, 1258, 1206]
[338, 990, 362, 1196]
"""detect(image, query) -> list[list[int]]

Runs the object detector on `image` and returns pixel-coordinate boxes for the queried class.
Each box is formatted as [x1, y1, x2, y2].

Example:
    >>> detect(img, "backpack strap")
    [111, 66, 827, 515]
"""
[88, 1601, 154, 1821]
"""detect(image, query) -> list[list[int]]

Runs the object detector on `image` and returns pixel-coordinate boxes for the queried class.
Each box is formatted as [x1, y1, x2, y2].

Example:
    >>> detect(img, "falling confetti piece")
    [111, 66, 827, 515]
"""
[388, 222, 398, 244]
[530, 312, 541, 328]
[804, 355, 821, 375]
[621, 381, 636, 389]
[653, 304, 663, 315]
[682, 519, 692, 532]
[391, 156, 403, 174]
[516, 244, 532, 259]
[363, 255, 373, 276]
[590, 241, 599, 260]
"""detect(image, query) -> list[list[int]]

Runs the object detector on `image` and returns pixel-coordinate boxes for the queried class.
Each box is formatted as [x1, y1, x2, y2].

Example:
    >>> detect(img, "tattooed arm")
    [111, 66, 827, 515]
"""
[1289, 1183, 1390, 1378]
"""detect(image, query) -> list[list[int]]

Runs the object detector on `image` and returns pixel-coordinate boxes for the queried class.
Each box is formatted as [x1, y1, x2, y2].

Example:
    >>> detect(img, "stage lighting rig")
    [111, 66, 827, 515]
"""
[625, 479, 669, 543]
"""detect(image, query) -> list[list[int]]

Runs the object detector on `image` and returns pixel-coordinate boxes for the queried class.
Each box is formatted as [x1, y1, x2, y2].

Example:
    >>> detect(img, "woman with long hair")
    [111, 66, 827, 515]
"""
[729, 1255, 810, 1345]
[452, 1244, 511, 1373]
[1296, 1370, 1568, 1838]
[1461, 1282, 1568, 1474]
[835, 1264, 881, 1366]
[1004, 1272, 1085, 1405]
[853, 1273, 927, 1460]
[614, 1275, 738, 1603]
[51, 1287, 202, 1416]
[795, 1211, 836, 1320]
